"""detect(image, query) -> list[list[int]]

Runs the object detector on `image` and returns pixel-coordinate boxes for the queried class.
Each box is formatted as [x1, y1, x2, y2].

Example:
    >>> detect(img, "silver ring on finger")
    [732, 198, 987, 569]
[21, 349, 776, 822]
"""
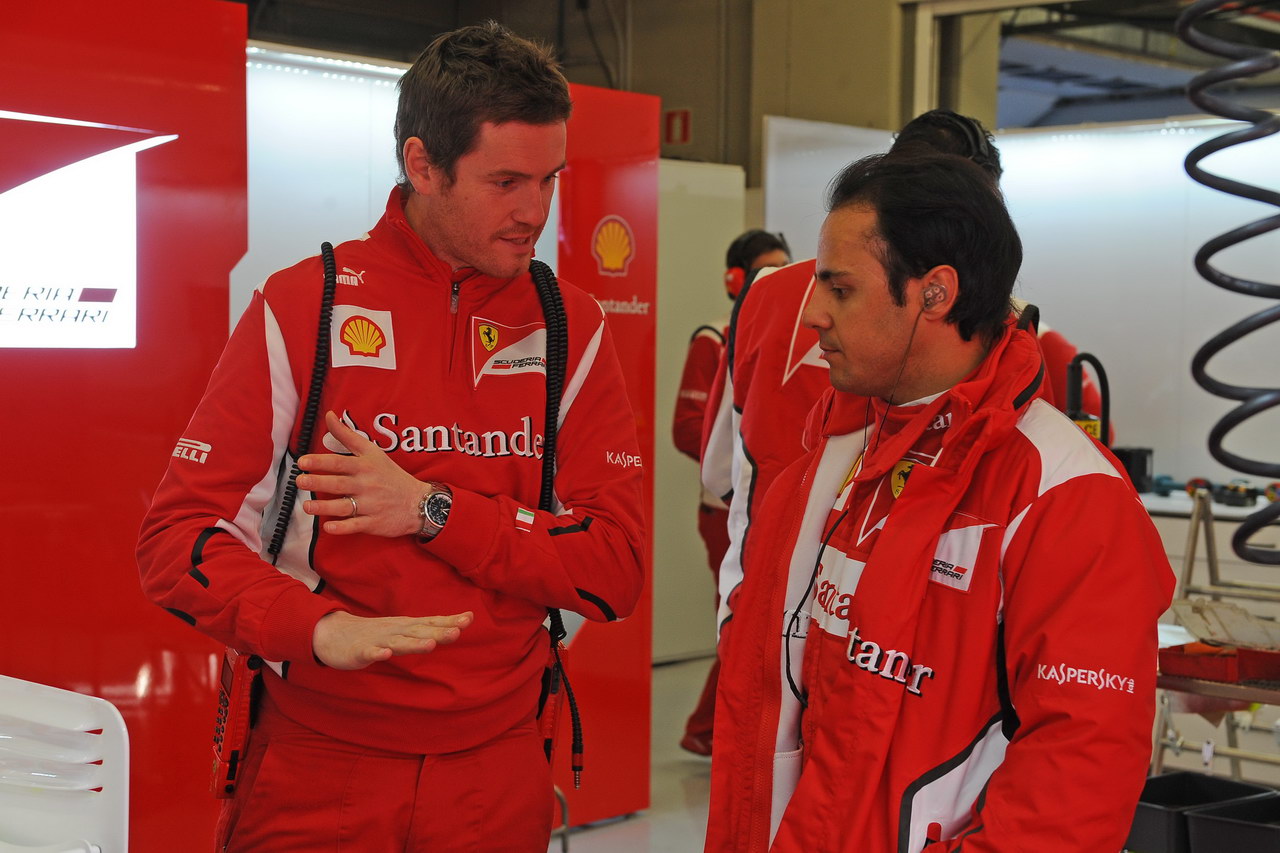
[344, 495, 359, 518]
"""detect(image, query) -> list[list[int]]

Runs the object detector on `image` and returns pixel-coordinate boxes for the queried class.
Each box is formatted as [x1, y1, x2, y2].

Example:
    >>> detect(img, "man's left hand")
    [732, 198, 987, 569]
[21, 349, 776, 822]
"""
[298, 411, 426, 538]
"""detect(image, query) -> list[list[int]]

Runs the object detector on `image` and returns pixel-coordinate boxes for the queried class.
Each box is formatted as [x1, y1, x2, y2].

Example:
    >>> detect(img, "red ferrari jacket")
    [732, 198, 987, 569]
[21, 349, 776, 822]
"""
[706, 319, 1172, 852]
[700, 260, 830, 635]
[138, 189, 645, 755]
[675, 319, 730, 510]
[674, 321, 727, 462]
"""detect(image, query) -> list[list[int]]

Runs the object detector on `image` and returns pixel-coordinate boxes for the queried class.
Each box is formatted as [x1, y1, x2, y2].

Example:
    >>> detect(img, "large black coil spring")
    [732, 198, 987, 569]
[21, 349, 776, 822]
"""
[1176, 1, 1280, 564]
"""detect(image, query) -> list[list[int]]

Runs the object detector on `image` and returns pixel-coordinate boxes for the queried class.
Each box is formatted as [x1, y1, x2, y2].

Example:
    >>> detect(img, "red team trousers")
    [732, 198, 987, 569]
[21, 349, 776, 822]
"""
[217, 694, 554, 852]
[682, 504, 731, 745]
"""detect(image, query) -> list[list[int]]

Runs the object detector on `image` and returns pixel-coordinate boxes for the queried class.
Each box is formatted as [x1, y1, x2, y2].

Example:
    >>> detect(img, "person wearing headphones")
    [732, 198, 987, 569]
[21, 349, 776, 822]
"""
[672, 229, 790, 756]
[137, 22, 644, 851]
[704, 152, 1171, 851]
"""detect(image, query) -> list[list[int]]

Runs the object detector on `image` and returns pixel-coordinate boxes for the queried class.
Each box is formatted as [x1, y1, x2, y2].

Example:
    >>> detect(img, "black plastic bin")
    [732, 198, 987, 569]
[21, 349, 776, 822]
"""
[1124, 772, 1274, 853]
[1187, 792, 1280, 852]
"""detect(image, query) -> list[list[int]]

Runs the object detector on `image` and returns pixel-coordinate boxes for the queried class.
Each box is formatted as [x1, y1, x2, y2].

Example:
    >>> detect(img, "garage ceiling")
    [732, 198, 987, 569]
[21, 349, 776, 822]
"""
[228, 0, 1280, 128]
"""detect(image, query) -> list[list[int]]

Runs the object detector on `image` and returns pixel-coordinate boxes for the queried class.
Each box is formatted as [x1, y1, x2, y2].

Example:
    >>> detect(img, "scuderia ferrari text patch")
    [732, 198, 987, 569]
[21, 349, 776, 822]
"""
[928, 519, 995, 593]
[471, 316, 547, 387]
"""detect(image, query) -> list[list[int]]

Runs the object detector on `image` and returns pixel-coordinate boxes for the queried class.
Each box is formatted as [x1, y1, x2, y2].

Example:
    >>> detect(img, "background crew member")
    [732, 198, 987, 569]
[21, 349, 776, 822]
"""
[705, 151, 1172, 851]
[138, 22, 644, 851]
[673, 229, 790, 757]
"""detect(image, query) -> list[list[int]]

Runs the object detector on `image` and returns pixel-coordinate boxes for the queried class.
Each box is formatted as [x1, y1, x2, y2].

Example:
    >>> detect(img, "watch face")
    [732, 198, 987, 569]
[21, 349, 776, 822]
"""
[425, 492, 452, 527]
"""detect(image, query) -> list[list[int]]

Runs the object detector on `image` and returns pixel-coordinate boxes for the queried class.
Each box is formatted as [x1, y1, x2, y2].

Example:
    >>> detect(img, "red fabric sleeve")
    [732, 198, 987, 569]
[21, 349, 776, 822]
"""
[425, 318, 646, 623]
[137, 288, 342, 663]
[941, 475, 1173, 852]
[673, 331, 725, 461]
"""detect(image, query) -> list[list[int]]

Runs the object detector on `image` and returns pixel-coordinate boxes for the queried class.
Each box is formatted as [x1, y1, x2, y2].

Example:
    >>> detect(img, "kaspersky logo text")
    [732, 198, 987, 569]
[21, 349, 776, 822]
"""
[606, 450, 643, 469]
[1037, 662, 1135, 694]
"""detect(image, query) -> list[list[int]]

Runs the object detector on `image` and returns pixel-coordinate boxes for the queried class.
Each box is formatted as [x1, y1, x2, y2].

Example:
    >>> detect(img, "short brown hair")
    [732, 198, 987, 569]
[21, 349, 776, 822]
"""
[395, 21, 572, 189]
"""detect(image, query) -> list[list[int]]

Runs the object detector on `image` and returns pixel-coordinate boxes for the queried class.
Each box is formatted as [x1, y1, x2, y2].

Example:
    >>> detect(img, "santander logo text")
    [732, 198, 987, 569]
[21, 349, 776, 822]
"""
[325, 411, 544, 460]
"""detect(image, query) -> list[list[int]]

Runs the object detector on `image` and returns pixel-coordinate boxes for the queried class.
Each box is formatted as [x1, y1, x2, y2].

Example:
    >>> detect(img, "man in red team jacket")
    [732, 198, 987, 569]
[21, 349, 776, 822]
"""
[673, 229, 790, 756]
[705, 152, 1171, 851]
[138, 22, 644, 851]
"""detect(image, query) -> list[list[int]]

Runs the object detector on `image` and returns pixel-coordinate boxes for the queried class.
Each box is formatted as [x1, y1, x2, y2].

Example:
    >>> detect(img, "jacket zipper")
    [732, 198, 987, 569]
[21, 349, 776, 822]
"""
[747, 452, 819, 849]
[448, 276, 462, 372]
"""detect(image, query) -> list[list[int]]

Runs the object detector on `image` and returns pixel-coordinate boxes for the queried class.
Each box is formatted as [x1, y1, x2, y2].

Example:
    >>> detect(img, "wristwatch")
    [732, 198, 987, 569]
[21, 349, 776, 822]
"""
[417, 483, 453, 540]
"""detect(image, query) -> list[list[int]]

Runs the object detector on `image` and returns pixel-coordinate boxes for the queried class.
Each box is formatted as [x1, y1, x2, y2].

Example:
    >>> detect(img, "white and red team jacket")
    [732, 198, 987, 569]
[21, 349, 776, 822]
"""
[700, 260, 829, 633]
[706, 319, 1173, 852]
[138, 189, 645, 755]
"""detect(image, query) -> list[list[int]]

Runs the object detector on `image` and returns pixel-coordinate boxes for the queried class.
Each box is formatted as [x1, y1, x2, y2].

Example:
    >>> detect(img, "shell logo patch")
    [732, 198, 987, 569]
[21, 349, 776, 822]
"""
[471, 315, 546, 386]
[891, 460, 916, 498]
[591, 215, 635, 277]
[341, 316, 386, 356]
[330, 305, 396, 370]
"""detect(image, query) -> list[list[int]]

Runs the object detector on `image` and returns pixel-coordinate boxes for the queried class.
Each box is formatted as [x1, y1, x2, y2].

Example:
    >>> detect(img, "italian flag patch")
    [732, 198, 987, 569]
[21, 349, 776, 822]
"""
[514, 507, 536, 533]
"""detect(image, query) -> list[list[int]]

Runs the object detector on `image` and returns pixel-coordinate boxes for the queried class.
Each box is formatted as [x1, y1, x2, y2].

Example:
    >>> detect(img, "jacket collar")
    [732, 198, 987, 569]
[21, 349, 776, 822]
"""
[805, 316, 1044, 479]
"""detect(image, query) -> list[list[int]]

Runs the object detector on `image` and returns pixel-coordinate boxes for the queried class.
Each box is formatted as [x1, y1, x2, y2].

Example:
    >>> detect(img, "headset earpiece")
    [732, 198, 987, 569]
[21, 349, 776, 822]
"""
[922, 284, 947, 309]
[725, 266, 746, 299]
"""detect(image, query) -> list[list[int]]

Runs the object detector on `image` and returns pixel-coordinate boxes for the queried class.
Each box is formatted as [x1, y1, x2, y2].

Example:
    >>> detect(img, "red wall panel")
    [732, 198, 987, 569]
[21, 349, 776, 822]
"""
[553, 84, 660, 826]
[1, 19, 656, 844]
[0, 1, 246, 847]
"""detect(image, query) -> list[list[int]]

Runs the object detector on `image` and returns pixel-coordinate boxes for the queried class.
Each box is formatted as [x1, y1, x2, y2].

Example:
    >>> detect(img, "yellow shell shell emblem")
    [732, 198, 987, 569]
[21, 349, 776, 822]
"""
[890, 460, 916, 498]
[340, 316, 386, 357]
[478, 324, 499, 352]
[591, 216, 635, 276]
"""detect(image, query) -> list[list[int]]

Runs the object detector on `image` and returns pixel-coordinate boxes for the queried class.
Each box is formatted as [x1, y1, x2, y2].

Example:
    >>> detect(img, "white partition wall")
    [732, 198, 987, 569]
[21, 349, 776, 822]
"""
[653, 159, 746, 662]
[232, 46, 405, 318]
[763, 114, 1280, 486]
[764, 115, 892, 260]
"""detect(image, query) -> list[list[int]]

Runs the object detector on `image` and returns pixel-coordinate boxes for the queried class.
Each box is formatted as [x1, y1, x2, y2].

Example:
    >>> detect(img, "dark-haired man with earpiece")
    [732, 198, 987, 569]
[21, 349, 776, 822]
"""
[705, 151, 1172, 852]
[700, 110, 1007, 692]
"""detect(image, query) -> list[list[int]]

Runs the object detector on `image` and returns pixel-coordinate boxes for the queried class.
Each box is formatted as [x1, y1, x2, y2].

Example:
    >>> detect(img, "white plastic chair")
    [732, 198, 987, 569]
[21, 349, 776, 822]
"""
[0, 674, 128, 853]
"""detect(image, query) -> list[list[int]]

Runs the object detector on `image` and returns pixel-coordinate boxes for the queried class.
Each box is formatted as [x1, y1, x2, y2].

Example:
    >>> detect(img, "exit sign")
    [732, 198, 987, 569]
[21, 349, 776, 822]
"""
[664, 108, 691, 145]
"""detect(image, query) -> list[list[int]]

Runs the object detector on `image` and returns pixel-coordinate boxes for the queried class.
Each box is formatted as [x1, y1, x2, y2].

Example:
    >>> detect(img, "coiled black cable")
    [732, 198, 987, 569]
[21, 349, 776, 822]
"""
[1177, 1, 1280, 565]
[530, 258, 585, 786]
[267, 242, 338, 561]
[532, 260, 569, 512]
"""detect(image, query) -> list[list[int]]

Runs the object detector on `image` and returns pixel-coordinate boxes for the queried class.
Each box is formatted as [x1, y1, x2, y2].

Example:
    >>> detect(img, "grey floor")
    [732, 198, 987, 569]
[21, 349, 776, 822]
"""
[550, 656, 713, 852]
